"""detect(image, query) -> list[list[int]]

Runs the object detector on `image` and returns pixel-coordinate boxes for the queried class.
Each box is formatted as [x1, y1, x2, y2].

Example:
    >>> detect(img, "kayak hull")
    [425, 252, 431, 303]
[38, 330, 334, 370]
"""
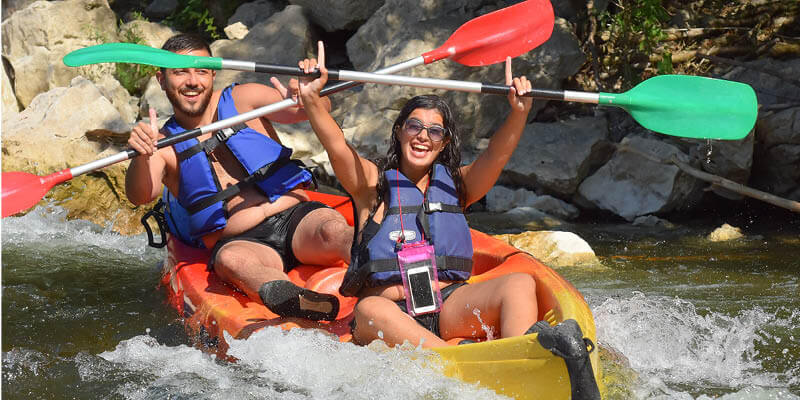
[161, 191, 603, 399]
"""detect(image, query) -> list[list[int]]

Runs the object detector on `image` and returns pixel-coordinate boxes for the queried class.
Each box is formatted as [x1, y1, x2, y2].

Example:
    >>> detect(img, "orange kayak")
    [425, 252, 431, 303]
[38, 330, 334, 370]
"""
[161, 191, 603, 399]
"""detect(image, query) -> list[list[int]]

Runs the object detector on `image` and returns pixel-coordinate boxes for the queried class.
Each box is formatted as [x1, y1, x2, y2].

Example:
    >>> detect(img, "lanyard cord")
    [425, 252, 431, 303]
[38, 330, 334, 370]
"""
[395, 168, 430, 245]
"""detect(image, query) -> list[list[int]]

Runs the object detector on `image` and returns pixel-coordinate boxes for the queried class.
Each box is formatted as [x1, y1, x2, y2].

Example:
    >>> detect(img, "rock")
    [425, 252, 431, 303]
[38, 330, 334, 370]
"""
[707, 223, 744, 242]
[577, 136, 703, 221]
[632, 215, 675, 229]
[2, 0, 38, 20]
[752, 106, 800, 200]
[119, 19, 177, 49]
[144, 0, 178, 20]
[486, 186, 540, 212]
[95, 75, 138, 124]
[687, 130, 754, 200]
[504, 116, 612, 197]
[468, 208, 565, 233]
[212, 5, 313, 89]
[494, 231, 599, 267]
[1, 0, 119, 108]
[224, 22, 249, 40]
[2, 59, 19, 120]
[138, 76, 172, 120]
[722, 59, 800, 107]
[1, 76, 151, 234]
[227, 0, 279, 29]
[290, 0, 385, 32]
[530, 195, 580, 220]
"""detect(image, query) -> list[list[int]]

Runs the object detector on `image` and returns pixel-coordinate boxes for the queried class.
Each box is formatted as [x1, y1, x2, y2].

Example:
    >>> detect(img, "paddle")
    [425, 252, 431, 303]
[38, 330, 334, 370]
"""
[66, 40, 756, 140]
[64, 0, 553, 70]
[2, 0, 555, 218]
[251, 68, 756, 140]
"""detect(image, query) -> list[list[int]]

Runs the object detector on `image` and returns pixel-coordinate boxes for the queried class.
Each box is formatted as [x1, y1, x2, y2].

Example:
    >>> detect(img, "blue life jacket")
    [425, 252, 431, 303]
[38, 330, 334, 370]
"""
[340, 163, 473, 297]
[162, 84, 312, 244]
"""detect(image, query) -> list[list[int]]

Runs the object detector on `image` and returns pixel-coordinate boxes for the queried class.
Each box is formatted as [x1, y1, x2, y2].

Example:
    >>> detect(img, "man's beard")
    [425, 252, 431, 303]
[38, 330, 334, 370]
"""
[166, 88, 213, 117]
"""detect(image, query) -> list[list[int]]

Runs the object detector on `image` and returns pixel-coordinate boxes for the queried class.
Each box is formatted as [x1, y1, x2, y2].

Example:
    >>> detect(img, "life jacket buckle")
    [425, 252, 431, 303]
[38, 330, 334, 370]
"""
[426, 201, 443, 213]
[215, 127, 236, 143]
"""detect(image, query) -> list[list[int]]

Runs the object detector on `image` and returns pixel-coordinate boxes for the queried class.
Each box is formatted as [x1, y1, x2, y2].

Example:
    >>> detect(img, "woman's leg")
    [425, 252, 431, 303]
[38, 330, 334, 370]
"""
[351, 296, 448, 348]
[438, 273, 538, 340]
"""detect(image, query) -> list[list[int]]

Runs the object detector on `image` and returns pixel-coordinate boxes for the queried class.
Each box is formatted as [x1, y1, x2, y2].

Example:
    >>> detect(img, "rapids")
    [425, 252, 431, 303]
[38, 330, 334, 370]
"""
[2, 205, 799, 399]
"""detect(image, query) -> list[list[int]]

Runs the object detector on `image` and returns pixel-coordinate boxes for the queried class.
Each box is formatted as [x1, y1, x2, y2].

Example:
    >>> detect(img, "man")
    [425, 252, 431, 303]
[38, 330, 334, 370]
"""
[126, 34, 351, 321]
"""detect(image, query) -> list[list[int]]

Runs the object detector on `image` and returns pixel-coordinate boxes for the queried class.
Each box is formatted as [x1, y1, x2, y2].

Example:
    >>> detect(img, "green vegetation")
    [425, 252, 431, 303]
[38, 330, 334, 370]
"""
[115, 22, 160, 96]
[599, 0, 670, 89]
[165, 0, 221, 41]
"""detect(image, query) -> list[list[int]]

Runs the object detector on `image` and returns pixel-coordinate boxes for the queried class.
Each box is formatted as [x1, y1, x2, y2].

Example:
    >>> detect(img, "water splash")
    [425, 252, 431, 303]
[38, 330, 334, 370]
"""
[1, 205, 160, 261]
[93, 329, 510, 399]
[594, 291, 800, 394]
[471, 308, 495, 341]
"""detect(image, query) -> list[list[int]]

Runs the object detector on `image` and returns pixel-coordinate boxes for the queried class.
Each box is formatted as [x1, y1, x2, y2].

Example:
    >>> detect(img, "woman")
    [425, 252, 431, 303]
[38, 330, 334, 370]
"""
[297, 42, 538, 348]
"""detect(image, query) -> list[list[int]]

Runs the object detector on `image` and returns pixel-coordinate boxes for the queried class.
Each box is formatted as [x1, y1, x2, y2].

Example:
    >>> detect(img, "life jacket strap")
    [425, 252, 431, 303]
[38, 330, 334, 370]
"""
[176, 123, 249, 162]
[363, 255, 473, 274]
[185, 157, 307, 214]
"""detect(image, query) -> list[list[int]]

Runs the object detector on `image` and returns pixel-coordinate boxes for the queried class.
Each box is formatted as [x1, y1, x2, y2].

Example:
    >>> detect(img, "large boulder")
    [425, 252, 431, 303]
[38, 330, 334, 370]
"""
[576, 136, 703, 221]
[227, 0, 280, 29]
[212, 5, 314, 89]
[1, 77, 151, 234]
[752, 106, 800, 200]
[290, 0, 385, 32]
[1, 0, 119, 108]
[503, 116, 612, 197]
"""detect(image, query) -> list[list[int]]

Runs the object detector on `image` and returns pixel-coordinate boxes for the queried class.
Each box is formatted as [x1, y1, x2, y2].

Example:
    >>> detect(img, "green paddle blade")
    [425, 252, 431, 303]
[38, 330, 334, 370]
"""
[599, 75, 757, 140]
[63, 42, 224, 69]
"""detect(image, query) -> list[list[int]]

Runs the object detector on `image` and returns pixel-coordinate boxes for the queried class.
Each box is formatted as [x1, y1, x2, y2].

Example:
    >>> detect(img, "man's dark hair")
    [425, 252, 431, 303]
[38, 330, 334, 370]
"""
[161, 33, 212, 56]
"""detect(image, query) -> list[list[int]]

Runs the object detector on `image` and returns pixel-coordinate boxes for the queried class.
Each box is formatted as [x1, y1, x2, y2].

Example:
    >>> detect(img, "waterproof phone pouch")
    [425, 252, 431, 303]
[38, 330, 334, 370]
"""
[397, 241, 442, 316]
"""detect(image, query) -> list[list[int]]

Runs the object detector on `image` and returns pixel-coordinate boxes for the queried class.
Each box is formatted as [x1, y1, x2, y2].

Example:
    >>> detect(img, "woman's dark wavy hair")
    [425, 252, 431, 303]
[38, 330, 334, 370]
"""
[372, 95, 466, 215]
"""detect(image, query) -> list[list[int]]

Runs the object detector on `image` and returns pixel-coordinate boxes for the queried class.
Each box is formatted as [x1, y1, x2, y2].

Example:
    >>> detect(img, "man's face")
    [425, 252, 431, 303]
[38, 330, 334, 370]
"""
[157, 48, 215, 118]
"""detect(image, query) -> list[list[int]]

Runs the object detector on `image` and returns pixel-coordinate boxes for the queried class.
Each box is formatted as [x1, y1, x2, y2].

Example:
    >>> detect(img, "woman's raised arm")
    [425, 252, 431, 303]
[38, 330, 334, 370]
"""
[460, 57, 533, 207]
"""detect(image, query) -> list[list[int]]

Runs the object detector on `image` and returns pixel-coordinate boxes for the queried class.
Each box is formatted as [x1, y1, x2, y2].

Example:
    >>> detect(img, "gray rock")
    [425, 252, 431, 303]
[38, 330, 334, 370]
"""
[145, 0, 179, 20]
[577, 136, 702, 221]
[227, 0, 279, 29]
[504, 116, 611, 196]
[290, 0, 385, 31]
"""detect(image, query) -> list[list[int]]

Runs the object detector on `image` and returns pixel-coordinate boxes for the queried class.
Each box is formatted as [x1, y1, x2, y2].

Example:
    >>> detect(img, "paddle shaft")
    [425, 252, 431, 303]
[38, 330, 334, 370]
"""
[226, 63, 601, 103]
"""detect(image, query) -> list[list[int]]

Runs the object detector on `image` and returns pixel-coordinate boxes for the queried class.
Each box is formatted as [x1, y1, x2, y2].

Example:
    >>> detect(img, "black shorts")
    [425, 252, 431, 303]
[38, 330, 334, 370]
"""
[209, 201, 330, 272]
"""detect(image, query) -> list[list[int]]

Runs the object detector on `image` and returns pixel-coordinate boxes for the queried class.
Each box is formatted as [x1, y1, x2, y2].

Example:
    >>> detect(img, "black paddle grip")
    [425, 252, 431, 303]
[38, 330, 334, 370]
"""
[253, 63, 341, 80]
[482, 84, 565, 100]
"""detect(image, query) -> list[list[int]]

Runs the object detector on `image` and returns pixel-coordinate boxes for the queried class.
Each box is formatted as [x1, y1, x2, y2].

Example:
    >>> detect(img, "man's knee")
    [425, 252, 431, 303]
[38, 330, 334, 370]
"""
[318, 216, 353, 248]
[214, 245, 244, 272]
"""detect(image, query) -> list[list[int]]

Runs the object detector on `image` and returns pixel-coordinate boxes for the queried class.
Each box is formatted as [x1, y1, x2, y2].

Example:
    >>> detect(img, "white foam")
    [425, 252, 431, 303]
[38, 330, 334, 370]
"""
[1, 205, 162, 261]
[593, 291, 800, 395]
[96, 329, 511, 399]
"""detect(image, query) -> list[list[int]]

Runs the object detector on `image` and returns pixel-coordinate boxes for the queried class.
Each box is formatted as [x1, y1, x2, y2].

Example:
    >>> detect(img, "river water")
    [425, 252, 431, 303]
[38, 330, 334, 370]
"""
[2, 205, 799, 399]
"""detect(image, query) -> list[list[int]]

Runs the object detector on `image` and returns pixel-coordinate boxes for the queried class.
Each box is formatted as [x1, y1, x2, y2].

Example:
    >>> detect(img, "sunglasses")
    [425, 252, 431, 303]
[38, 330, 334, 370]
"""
[402, 119, 448, 142]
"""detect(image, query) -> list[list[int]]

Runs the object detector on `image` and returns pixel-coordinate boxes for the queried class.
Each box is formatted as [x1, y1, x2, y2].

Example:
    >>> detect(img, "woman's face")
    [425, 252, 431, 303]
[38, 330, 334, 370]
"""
[397, 108, 450, 178]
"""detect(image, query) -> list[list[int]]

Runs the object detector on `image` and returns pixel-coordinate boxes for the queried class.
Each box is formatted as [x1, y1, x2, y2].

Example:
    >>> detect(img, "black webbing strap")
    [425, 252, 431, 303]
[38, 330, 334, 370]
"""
[185, 157, 298, 214]
[176, 123, 250, 162]
[362, 256, 473, 274]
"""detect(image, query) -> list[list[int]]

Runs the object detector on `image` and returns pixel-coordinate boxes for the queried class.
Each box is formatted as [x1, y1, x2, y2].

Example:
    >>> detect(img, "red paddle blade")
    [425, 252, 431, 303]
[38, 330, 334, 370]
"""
[2, 170, 72, 217]
[422, 0, 555, 66]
